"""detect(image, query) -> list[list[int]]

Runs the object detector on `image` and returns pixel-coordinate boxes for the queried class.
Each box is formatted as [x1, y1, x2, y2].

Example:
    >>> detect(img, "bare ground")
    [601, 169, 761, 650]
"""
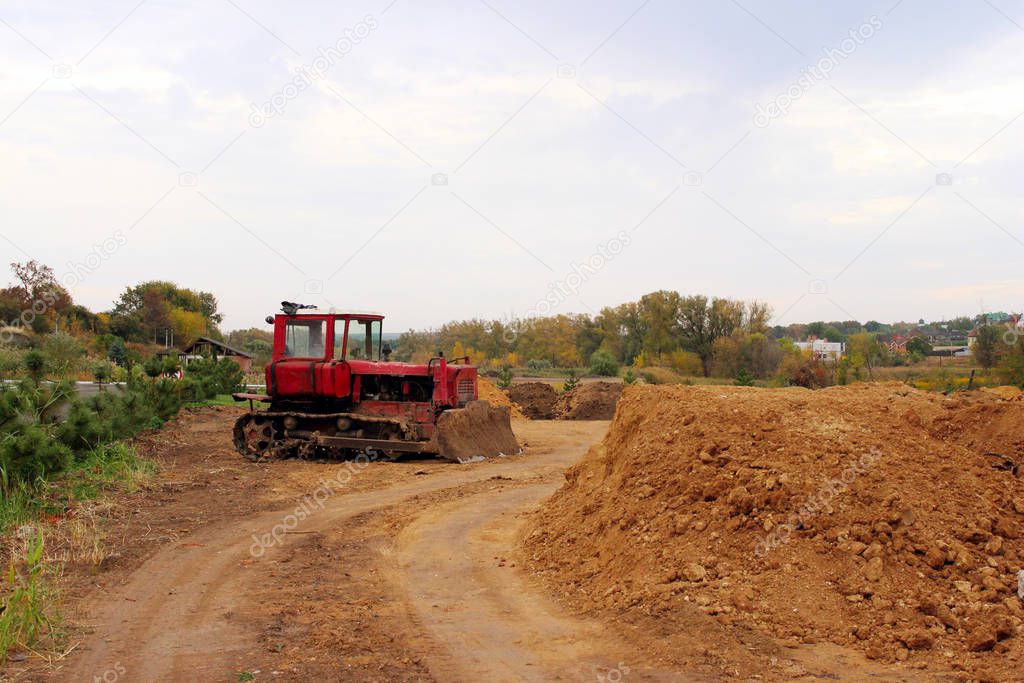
[0, 407, 982, 682]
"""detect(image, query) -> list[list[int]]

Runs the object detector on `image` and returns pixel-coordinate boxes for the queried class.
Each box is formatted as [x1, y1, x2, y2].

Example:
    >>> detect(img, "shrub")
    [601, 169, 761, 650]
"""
[495, 365, 513, 389]
[42, 333, 85, 377]
[623, 369, 637, 385]
[589, 350, 619, 377]
[0, 349, 21, 380]
[106, 337, 127, 366]
[778, 354, 830, 389]
[667, 350, 704, 377]
[142, 356, 164, 378]
[525, 359, 552, 370]
[92, 361, 112, 385]
[23, 351, 45, 380]
[734, 368, 755, 386]
[181, 357, 244, 401]
[563, 370, 579, 393]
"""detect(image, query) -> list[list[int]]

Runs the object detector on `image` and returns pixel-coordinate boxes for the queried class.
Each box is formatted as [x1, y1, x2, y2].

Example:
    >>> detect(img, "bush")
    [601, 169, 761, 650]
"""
[734, 368, 755, 386]
[106, 337, 127, 366]
[563, 370, 579, 393]
[623, 369, 637, 385]
[589, 350, 619, 377]
[181, 357, 244, 401]
[92, 361, 112, 385]
[0, 349, 21, 380]
[23, 351, 45, 380]
[778, 354, 830, 389]
[525, 359, 552, 370]
[495, 365, 513, 389]
[142, 355, 164, 378]
[667, 350, 704, 377]
[42, 333, 85, 377]
[0, 375, 184, 492]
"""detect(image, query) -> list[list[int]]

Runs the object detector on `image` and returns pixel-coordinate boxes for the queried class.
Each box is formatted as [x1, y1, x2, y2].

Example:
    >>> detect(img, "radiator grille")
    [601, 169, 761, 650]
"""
[457, 378, 475, 402]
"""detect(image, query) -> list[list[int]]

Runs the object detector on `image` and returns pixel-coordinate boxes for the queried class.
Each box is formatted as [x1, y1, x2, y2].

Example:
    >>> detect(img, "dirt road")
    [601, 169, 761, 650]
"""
[4, 410, 959, 682]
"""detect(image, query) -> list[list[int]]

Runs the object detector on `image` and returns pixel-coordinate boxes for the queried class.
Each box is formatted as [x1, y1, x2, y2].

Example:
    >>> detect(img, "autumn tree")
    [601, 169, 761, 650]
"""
[973, 326, 1001, 369]
[109, 281, 223, 344]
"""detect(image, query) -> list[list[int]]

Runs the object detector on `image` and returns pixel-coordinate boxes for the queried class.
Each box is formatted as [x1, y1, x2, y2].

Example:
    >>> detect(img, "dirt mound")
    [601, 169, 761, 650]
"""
[477, 378, 525, 419]
[507, 382, 558, 419]
[554, 381, 623, 420]
[434, 400, 520, 460]
[524, 383, 1024, 678]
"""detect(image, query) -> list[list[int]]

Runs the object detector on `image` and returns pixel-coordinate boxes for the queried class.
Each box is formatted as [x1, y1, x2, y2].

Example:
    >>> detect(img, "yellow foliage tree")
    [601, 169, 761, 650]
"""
[170, 308, 206, 343]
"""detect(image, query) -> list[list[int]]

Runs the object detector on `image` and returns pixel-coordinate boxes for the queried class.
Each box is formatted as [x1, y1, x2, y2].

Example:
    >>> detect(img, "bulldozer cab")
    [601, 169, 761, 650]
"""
[335, 317, 382, 361]
[272, 311, 383, 363]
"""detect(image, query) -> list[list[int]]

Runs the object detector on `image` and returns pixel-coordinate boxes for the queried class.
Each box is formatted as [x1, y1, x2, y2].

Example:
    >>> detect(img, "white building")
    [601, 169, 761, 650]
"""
[794, 339, 846, 361]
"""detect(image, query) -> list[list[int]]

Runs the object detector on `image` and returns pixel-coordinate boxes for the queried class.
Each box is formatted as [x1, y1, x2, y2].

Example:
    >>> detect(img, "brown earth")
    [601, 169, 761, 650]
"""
[507, 381, 558, 419]
[3, 390, 1012, 682]
[555, 380, 624, 420]
[477, 377, 525, 419]
[523, 383, 1024, 681]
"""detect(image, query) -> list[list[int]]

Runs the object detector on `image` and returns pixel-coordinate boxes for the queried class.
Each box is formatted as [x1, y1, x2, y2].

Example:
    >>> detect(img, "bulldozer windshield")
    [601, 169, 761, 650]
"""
[283, 319, 326, 359]
[337, 318, 382, 361]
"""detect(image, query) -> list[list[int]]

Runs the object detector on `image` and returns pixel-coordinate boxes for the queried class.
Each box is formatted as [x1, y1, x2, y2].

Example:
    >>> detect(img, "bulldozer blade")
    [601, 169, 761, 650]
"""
[431, 400, 520, 462]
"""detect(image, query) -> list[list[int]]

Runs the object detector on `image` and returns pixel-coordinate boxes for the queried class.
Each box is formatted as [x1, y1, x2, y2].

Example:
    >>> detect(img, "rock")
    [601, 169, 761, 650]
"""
[984, 536, 1004, 555]
[899, 508, 917, 527]
[683, 563, 707, 582]
[900, 630, 934, 650]
[981, 576, 1004, 592]
[846, 541, 867, 555]
[967, 628, 997, 652]
[924, 546, 946, 569]
[954, 581, 973, 594]
[864, 557, 884, 582]
[995, 616, 1015, 640]
[727, 486, 753, 514]
[863, 542, 884, 560]
[994, 517, 1019, 539]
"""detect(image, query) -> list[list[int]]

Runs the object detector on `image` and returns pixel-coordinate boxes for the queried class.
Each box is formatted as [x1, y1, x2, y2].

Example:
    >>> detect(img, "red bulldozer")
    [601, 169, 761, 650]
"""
[232, 303, 519, 462]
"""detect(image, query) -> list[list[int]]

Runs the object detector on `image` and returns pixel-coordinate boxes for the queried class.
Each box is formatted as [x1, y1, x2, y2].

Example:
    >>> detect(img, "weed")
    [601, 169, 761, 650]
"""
[0, 529, 57, 660]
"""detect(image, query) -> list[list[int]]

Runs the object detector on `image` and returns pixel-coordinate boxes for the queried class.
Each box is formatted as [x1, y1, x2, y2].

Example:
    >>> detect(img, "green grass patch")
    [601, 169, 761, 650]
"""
[0, 443, 156, 537]
[185, 393, 242, 408]
[0, 530, 57, 660]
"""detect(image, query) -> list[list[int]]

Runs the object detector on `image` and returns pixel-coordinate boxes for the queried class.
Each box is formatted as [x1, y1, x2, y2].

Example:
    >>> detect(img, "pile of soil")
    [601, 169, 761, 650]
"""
[477, 378, 525, 419]
[507, 382, 558, 419]
[524, 383, 1024, 677]
[554, 381, 623, 420]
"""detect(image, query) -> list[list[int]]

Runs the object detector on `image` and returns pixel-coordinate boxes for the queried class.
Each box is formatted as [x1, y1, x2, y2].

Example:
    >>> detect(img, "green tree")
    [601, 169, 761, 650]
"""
[107, 337, 127, 366]
[589, 349, 619, 377]
[846, 332, 885, 378]
[23, 350, 45, 380]
[906, 336, 932, 356]
[974, 326, 1001, 369]
[43, 333, 85, 377]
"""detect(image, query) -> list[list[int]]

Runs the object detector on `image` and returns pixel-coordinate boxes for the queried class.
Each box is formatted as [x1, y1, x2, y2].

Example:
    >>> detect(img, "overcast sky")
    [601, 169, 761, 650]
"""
[1, 0, 1022, 332]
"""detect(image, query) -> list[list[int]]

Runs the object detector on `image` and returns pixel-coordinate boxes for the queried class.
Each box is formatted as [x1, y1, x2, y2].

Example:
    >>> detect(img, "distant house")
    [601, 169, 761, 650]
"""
[794, 338, 845, 361]
[163, 337, 254, 372]
[885, 331, 925, 354]
[968, 313, 1023, 347]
